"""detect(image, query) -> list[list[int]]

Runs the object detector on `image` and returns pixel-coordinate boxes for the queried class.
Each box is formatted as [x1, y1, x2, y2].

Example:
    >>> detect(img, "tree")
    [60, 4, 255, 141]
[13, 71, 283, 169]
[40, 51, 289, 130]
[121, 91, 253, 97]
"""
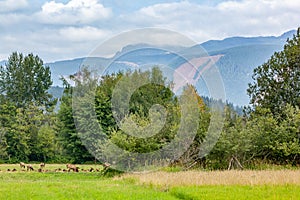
[0, 52, 53, 108]
[0, 52, 58, 162]
[95, 67, 180, 154]
[174, 85, 209, 168]
[247, 28, 300, 115]
[57, 77, 94, 163]
[92, 68, 211, 170]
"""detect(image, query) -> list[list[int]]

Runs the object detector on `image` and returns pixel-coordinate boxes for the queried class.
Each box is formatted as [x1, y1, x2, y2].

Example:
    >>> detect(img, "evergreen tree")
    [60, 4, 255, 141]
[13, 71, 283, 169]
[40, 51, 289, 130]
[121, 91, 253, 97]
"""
[57, 77, 94, 163]
[0, 52, 53, 108]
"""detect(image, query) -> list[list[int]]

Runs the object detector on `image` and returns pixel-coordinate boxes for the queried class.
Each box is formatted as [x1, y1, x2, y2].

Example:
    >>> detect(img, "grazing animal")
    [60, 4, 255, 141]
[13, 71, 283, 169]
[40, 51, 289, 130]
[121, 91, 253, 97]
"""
[55, 168, 61, 172]
[38, 168, 42, 172]
[89, 167, 94, 172]
[27, 164, 34, 171]
[102, 162, 110, 170]
[40, 163, 45, 168]
[66, 164, 79, 172]
[12, 168, 17, 172]
[20, 162, 26, 169]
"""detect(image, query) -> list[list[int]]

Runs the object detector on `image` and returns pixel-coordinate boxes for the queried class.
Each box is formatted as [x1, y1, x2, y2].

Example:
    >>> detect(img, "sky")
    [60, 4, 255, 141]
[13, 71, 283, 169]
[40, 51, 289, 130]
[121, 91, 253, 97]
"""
[0, 0, 299, 62]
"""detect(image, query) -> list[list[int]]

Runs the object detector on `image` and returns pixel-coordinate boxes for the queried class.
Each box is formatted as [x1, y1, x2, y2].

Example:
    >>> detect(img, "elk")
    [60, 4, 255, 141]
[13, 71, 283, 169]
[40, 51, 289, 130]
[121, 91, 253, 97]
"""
[27, 164, 34, 171]
[40, 163, 45, 168]
[20, 162, 26, 169]
[102, 162, 110, 170]
[66, 164, 79, 172]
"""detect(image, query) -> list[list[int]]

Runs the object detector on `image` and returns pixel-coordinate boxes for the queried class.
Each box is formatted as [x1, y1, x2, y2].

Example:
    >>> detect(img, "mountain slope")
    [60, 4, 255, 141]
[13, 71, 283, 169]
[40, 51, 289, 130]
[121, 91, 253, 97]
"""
[186, 30, 295, 54]
[1, 30, 295, 106]
[0, 60, 6, 66]
[214, 44, 283, 105]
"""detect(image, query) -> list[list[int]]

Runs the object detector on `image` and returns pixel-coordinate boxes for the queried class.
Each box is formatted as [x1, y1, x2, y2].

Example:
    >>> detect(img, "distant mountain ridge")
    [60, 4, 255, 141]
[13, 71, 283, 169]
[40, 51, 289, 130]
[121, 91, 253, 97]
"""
[0, 29, 297, 106]
[183, 30, 295, 56]
[0, 60, 6, 66]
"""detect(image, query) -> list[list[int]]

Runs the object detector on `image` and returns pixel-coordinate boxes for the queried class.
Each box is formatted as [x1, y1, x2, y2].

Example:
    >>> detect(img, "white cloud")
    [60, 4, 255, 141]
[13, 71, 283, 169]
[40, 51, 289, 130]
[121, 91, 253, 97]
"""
[59, 26, 110, 42]
[0, 0, 28, 13]
[36, 0, 112, 25]
[0, 13, 29, 26]
[1, 0, 299, 62]
[126, 0, 300, 42]
[0, 26, 111, 62]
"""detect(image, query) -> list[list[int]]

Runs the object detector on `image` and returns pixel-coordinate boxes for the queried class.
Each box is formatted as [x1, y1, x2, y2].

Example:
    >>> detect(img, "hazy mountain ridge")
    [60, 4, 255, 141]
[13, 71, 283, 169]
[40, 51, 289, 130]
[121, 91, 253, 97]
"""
[0, 60, 6, 66]
[0, 30, 296, 106]
[199, 30, 295, 52]
[47, 29, 296, 105]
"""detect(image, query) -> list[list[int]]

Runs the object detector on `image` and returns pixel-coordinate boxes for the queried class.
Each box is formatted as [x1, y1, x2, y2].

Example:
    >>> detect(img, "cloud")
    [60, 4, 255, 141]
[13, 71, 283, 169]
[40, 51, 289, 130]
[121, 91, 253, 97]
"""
[59, 26, 110, 42]
[0, 0, 28, 13]
[0, 13, 29, 26]
[126, 0, 300, 42]
[1, 0, 299, 62]
[0, 26, 111, 62]
[36, 0, 112, 25]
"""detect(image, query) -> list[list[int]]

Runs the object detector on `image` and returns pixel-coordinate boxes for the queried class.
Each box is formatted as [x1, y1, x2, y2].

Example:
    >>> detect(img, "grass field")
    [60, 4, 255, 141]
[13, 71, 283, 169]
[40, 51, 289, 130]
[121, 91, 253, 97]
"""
[0, 164, 300, 199]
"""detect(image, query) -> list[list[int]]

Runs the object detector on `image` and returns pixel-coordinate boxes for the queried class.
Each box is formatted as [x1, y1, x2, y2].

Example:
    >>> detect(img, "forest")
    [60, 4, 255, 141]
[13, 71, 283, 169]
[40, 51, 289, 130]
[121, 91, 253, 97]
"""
[0, 28, 299, 170]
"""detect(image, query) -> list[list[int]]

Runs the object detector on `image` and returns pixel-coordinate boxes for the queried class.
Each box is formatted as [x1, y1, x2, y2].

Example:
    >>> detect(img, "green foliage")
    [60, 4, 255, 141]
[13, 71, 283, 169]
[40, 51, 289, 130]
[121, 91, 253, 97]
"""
[0, 48, 299, 169]
[56, 76, 94, 163]
[93, 68, 182, 169]
[0, 52, 53, 108]
[0, 52, 57, 163]
[248, 28, 300, 115]
[94, 72, 122, 137]
[208, 106, 248, 169]
[0, 101, 58, 162]
[174, 85, 209, 167]
[249, 105, 300, 164]
[106, 68, 180, 153]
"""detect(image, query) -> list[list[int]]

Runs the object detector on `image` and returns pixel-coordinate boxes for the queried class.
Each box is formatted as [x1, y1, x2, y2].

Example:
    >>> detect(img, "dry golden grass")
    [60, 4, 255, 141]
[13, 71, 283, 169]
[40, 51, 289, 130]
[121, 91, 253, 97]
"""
[119, 170, 300, 186]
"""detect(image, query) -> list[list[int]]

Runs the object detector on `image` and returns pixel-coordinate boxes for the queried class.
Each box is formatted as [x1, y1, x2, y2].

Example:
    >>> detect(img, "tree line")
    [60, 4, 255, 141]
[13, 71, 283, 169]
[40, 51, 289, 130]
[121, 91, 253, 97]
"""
[0, 28, 299, 169]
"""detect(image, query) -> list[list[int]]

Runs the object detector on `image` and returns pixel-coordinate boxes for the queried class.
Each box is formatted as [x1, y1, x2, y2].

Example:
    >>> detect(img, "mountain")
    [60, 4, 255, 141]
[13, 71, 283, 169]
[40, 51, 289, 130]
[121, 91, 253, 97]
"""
[47, 57, 109, 86]
[2, 30, 296, 106]
[186, 30, 295, 54]
[48, 86, 64, 99]
[0, 60, 6, 66]
[196, 30, 296, 105]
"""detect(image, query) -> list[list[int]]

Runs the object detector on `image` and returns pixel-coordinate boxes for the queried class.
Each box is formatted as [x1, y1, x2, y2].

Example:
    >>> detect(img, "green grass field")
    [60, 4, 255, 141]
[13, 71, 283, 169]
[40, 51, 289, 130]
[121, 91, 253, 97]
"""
[0, 165, 300, 200]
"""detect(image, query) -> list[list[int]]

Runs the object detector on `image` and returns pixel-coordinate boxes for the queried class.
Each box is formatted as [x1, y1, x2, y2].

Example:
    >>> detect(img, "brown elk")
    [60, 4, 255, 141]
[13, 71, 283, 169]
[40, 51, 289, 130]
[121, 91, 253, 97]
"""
[102, 162, 110, 170]
[27, 164, 34, 171]
[20, 162, 26, 169]
[40, 163, 45, 168]
[66, 164, 79, 172]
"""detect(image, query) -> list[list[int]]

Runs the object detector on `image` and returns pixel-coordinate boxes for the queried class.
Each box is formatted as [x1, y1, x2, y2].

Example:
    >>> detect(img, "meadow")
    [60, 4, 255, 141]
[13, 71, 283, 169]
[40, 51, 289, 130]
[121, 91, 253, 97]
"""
[0, 164, 300, 200]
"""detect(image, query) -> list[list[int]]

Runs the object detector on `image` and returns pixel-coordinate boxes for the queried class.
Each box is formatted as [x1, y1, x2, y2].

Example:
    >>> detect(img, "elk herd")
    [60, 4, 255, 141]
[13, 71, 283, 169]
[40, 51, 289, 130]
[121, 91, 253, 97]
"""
[19, 162, 42, 171]
[0, 162, 110, 173]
